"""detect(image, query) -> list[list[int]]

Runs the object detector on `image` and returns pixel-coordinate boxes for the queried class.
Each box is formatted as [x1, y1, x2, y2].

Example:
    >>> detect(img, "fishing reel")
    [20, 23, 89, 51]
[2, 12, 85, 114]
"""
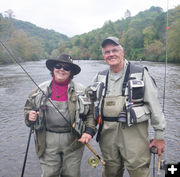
[88, 156, 99, 168]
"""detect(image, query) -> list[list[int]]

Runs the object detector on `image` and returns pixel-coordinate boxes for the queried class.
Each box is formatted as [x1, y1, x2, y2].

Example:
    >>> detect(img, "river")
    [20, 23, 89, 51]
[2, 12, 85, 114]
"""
[0, 60, 179, 177]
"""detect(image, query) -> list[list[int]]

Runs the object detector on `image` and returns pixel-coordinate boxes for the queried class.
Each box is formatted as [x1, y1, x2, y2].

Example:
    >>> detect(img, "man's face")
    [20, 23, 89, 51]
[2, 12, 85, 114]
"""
[102, 44, 124, 68]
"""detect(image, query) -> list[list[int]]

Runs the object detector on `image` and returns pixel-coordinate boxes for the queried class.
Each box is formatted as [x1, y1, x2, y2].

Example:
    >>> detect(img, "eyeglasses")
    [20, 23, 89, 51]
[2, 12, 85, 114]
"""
[103, 49, 120, 55]
[54, 64, 71, 71]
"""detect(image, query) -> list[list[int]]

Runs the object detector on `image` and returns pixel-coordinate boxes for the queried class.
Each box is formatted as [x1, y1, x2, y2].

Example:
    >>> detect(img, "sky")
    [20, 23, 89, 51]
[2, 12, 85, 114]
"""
[0, 0, 180, 37]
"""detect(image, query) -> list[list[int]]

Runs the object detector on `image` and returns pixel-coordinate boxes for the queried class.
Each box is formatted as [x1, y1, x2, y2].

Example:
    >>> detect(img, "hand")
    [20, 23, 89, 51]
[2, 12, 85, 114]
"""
[78, 133, 92, 144]
[149, 139, 165, 156]
[28, 110, 39, 122]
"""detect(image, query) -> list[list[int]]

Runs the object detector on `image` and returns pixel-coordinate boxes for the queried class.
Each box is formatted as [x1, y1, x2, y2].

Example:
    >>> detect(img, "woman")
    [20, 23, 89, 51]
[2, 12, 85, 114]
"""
[24, 54, 96, 177]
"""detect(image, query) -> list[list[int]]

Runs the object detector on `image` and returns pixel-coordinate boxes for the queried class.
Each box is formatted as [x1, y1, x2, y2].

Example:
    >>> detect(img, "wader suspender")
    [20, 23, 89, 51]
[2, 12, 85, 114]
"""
[96, 63, 131, 141]
[35, 83, 52, 130]
[122, 62, 131, 96]
[122, 62, 145, 96]
[35, 94, 47, 131]
[96, 62, 143, 141]
[96, 70, 109, 142]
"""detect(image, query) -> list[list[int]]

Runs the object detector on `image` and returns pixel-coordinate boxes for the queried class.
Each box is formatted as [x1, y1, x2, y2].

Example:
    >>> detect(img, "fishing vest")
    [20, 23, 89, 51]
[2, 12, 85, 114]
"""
[90, 62, 151, 128]
[31, 80, 91, 136]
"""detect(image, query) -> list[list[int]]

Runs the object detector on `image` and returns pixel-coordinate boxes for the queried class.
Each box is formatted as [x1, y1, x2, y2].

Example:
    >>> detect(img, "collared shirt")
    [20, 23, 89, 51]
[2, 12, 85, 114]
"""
[106, 60, 128, 96]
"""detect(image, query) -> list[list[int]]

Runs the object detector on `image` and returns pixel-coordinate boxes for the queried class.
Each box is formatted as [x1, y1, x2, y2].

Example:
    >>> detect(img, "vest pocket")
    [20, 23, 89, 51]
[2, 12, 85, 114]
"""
[128, 105, 150, 124]
[103, 95, 125, 117]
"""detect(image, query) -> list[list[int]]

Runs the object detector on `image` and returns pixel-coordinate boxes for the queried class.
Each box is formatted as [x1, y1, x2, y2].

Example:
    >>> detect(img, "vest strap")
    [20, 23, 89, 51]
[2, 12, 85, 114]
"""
[122, 62, 130, 96]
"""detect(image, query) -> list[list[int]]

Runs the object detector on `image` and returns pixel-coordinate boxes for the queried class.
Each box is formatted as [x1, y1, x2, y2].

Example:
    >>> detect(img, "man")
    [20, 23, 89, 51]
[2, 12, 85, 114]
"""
[89, 37, 166, 177]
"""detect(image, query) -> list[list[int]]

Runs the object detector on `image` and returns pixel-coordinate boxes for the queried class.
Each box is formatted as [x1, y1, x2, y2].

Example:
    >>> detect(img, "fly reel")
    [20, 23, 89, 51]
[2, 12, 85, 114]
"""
[88, 156, 99, 168]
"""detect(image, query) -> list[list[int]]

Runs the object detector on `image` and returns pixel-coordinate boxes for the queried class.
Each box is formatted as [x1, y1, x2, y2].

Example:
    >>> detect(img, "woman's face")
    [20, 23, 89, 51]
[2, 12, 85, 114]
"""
[53, 63, 71, 82]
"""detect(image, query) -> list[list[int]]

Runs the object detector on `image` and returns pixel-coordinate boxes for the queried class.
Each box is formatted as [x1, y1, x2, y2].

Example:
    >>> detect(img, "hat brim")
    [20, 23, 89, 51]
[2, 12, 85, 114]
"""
[101, 39, 119, 47]
[46, 59, 81, 75]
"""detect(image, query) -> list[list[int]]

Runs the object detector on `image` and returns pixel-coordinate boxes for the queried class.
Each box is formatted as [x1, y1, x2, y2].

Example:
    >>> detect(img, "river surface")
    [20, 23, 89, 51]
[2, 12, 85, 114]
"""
[0, 60, 179, 177]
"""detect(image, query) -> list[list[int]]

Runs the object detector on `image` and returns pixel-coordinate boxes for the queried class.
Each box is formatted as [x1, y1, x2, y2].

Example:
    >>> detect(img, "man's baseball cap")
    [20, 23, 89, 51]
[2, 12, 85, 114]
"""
[101, 37, 120, 47]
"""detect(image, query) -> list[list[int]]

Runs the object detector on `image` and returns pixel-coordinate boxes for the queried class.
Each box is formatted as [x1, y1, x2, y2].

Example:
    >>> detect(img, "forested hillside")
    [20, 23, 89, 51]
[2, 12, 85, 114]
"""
[0, 10, 69, 64]
[58, 6, 180, 63]
[0, 6, 180, 64]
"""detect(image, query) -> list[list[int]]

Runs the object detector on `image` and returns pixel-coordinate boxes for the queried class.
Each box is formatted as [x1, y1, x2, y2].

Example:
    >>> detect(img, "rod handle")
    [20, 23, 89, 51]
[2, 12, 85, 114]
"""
[86, 143, 106, 166]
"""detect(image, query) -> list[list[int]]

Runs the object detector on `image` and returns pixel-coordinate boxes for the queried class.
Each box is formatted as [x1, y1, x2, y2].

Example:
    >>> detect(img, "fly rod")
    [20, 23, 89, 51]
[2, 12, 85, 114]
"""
[20, 124, 34, 177]
[0, 40, 105, 174]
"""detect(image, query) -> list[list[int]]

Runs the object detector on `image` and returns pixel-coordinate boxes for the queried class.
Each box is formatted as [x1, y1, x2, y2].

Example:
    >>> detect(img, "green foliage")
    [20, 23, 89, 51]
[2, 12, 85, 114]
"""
[0, 15, 69, 64]
[143, 26, 156, 45]
[144, 40, 165, 61]
[1, 6, 180, 64]
[168, 6, 180, 63]
[13, 20, 69, 55]
[58, 6, 180, 63]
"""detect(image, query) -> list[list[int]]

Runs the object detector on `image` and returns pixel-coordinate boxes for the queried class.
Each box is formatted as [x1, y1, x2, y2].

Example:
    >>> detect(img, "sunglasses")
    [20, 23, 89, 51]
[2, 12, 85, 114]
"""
[54, 64, 71, 71]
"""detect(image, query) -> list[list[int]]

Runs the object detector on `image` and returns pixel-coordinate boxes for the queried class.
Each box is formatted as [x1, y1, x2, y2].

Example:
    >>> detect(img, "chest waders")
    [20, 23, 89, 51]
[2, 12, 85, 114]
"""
[0, 41, 106, 176]
[95, 62, 146, 142]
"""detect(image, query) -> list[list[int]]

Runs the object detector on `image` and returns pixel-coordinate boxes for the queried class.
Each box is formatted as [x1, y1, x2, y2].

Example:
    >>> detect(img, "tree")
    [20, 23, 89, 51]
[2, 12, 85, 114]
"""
[143, 26, 156, 46]
[144, 40, 164, 61]
[8, 30, 43, 61]
[124, 10, 131, 18]
[168, 6, 180, 62]
[4, 9, 15, 18]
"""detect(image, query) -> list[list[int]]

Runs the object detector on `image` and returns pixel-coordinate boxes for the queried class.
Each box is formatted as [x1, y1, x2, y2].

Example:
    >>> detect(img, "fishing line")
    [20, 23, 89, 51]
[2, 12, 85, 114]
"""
[156, 1, 169, 176]
[162, 0, 169, 113]
[163, 0, 169, 168]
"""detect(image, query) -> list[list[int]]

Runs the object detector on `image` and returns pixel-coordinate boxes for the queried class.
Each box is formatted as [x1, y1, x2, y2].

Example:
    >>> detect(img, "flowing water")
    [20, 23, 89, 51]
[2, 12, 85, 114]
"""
[0, 60, 179, 177]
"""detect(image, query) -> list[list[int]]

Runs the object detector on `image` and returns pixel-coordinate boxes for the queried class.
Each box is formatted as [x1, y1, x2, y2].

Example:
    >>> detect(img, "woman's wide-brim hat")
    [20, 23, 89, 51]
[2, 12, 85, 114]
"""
[46, 54, 81, 75]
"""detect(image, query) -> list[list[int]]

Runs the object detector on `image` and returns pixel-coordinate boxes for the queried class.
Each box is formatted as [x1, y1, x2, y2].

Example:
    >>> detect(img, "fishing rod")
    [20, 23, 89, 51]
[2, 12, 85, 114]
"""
[20, 123, 34, 177]
[0, 40, 105, 171]
[162, 0, 169, 113]
[150, 142, 164, 177]
[151, 1, 169, 176]
[157, 0, 169, 175]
